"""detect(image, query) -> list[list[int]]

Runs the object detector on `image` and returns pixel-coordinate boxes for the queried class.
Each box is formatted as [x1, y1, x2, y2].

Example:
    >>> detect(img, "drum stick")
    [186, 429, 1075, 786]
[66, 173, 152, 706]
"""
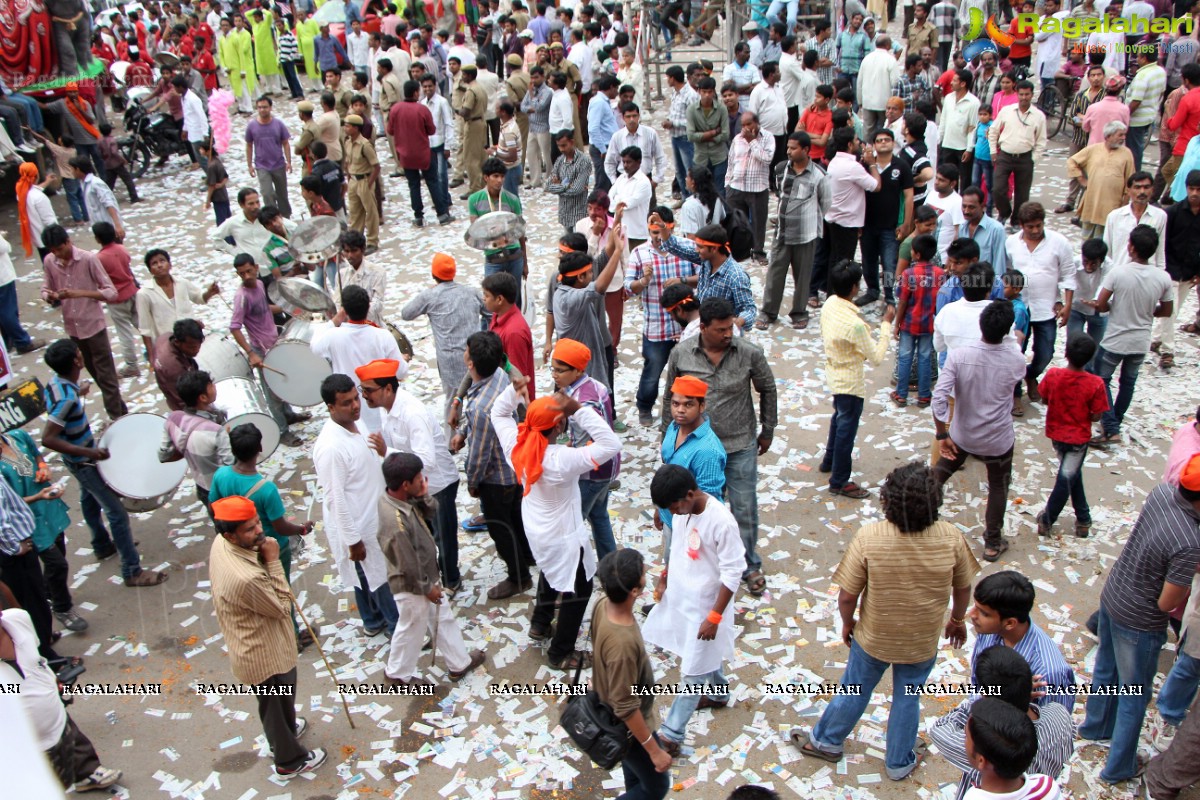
[288, 588, 357, 730]
[259, 363, 289, 378]
[216, 291, 233, 311]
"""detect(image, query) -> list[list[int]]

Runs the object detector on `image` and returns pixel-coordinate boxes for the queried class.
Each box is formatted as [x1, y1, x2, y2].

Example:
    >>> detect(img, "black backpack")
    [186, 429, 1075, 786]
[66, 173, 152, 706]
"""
[707, 197, 755, 262]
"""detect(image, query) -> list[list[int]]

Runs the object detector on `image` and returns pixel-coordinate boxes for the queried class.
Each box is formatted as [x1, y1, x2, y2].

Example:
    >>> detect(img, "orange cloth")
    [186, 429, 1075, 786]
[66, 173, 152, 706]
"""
[511, 396, 564, 494]
[690, 236, 725, 250]
[431, 252, 456, 281]
[355, 358, 401, 382]
[671, 375, 708, 397]
[212, 496, 258, 522]
[16, 163, 40, 257]
[557, 263, 591, 282]
[65, 94, 100, 141]
[552, 338, 591, 370]
[1182, 454, 1200, 492]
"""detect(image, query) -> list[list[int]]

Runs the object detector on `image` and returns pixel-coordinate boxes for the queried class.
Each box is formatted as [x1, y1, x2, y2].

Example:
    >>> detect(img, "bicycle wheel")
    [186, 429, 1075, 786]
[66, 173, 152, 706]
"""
[1037, 85, 1067, 138]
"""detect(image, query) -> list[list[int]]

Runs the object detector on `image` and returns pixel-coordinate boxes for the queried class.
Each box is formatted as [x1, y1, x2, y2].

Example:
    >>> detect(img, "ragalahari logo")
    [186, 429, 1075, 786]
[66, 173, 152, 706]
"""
[962, 7, 1015, 61]
[962, 6, 1195, 60]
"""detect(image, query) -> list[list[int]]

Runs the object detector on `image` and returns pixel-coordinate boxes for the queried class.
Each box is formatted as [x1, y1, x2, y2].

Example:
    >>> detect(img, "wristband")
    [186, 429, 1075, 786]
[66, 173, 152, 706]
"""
[706, 610, 723, 625]
[640, 731, 655, 746]
[452, 397, 462, 405]
[950, 616, 965, 625]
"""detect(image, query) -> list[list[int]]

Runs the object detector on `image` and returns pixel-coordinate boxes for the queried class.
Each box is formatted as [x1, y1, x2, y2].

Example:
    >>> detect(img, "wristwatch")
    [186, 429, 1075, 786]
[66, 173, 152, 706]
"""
[936, 432, 949, 441]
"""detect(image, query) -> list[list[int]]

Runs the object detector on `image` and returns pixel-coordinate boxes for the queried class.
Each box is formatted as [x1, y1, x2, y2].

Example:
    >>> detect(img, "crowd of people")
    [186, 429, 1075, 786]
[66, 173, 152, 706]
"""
[1, 0, 1200, 797]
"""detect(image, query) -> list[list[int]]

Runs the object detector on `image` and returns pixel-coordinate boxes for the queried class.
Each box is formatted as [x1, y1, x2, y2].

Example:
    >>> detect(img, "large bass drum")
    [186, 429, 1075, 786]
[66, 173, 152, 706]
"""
[97, 413, 188, 513]
[263, 319, 332, 407]
[196, 334, 253, 382]
[215, 378, 281, 460]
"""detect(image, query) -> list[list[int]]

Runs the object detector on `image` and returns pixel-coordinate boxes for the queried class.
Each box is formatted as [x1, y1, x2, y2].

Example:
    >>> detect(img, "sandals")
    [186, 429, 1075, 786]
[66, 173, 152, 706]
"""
[792, 729, 842, 763]
[123, 570, 167, 587]
[829, 482, 870, 499]
[1160, 353, 1175, 370]
[1075, 522, 1092, 538]
[744, 571, 766, 597]
[1012, 399, 1024, 417]
[529, 622, 555, 642]
[1181, 322, 1200, 335]
[1089, 433, 1121, 447]
[754, 318, 772, 331]
[981, 540, 1010, 563]
[548, 650, 593, 671]
[889, 391, 908, 407]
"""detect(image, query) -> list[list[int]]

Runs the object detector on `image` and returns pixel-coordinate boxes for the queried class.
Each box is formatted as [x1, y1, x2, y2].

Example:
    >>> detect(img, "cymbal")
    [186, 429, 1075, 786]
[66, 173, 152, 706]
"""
[155, 51, 180, 69]
[270, 277, 337, 317]
[464, 211, 526, 250]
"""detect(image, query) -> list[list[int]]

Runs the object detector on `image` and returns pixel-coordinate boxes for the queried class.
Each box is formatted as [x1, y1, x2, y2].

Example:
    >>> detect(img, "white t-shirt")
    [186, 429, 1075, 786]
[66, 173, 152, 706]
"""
[963, 774, 1063, 800]
[924, 190, 965, 264]
[0, 609, 68, 751]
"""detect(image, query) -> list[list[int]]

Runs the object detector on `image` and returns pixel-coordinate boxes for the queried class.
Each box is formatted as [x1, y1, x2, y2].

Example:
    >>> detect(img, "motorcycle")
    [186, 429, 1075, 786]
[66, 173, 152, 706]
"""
[119, 91, 190, 179]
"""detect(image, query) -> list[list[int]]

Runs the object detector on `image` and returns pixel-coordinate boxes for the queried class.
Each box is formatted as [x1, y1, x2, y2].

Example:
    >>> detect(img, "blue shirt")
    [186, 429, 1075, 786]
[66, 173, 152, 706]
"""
[529, 15, 550, 44]
[1011, 297, 1031, 340]
[971, 622, 1078, 713]
[974, 121, 993, 161]
[957, 216, 1009, 273]
[660, 419, 726, 526]
[662, 238, 758, 328]
[587, 93, 619, 153]
[314, 35, 348, 71]
[44, 375, 95, 465]
[342, 0, 362, 25]
[0, 478, 35, 555]
[935, 275, 1006, 314]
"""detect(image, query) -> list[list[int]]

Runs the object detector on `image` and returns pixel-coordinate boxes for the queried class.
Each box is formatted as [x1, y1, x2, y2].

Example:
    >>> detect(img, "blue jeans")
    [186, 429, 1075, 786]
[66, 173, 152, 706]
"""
[432, 480, 461, 586]
[810, 638, 937, 779]
[1043, 441, 1091, 525]
[724, 445, 761, 577]
[5, 92, 44, 132]
[1092, 346, 1145, 436]
[64, 460, 142, 580]
[431, 145, 452, 211]
[1080, 605, 1167, 782]
[0, 280, 33, 350]
[709, 159, 728, 197]
[619, 732, 672, 800]
[895, 331, 933, 401]
[353, 561, 400, 635]
[281, 60, 304, 98]
[860, 226, 898, 303]
[1015, 317, 1056, 395]
[767, 0, 800, 33]
[74, 142, 108, 184]
[483, 256, 525, 309]
[972, 159, 994, 214]
[822, 394, 864, 490]
[1157, 648, 1200, 727]
[579, 478, 616, 561]
[62, 177, 86, 222]
[671, 136, 694, 198]
[502, 165, 522, 197]
[661, 667, 728, 742]
[1067, 310, 1107, 371]
[636, 336, 676, 414]
[1126, 124, 1149, 171]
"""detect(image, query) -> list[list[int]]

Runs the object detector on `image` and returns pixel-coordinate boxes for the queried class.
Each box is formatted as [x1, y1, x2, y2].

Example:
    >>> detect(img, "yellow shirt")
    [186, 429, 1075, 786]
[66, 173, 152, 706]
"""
[819, 295, 892, 398]
[208, 536, 296, 686]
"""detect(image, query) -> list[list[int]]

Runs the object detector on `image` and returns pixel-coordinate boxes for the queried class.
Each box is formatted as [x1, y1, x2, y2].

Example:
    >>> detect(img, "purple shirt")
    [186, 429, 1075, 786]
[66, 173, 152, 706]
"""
[932, 339, 1027, 457]
[230, 280, 278, 353]
[244, 117, 291, 171]
[40, 246, 118, 340]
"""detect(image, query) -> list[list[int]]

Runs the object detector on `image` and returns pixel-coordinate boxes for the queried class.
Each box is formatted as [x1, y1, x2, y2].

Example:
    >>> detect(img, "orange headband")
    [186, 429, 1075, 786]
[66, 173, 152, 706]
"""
[664, 297, 691, 312]
[691, 237, 725, 250]
[557, 264, 591, 282]
[558, 243, 578, 254]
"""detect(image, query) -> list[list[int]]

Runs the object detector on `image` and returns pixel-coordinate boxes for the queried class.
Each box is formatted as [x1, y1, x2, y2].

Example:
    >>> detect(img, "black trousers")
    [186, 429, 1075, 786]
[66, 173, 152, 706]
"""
[993, 150, 1034, 225]
[47, 715, 101, 789]
[530, 547, 592, 662]
[769, 133, 788, 193]
[727, 187, 769, 259]
[828, 221, 861, 266]
[103, 164, 139, 202]
[0, 547, 57, 659]
[257, 668, 307, 770]
[939, 147, 967, 192]
[477, 482, 533, 585]
[37, 533, 74, 614]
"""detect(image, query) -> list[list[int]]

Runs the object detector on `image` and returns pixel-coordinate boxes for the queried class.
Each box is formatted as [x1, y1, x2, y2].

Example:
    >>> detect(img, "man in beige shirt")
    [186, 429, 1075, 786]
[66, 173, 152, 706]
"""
[315, 90, 343, 162]
[987, 80, 1047, 226]
[377, 57, 405, 175]
[208, 495, 327, 780]
[793, 462, 979, 781]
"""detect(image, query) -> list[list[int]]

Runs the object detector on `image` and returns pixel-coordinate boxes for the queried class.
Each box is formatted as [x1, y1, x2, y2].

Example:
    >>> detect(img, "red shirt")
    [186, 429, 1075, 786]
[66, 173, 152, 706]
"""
[386, 100, 436, 170]
[936, 68, 954, 96]
[1038, 367, 1109, 445]
[194, 51, 218, 92]
[1007, 17, 1034, 59]
[1167, 86, 1200, 156]
[799, 105, 833, 162]
[96, 243, 138, 303]
[488, 306, 536, 400]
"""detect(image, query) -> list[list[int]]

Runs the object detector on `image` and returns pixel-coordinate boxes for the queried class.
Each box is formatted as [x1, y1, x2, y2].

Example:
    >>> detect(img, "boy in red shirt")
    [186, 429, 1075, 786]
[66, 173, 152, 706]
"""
[891, 234, 944, 407]
[483, 271, 536, 400]
[92, 221, 141, 377]
[1036, 334, 1110, 538]
[797, 85, 835, 164]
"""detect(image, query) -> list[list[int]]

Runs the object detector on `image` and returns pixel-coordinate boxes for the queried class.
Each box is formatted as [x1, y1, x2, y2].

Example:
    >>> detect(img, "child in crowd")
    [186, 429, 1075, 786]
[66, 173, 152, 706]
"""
[1036, 335, 1109, 538]
[1066, 238, 1110, 372]
[891, 234, 944, 408]
[199, 139, 231, 227]
[97, 123, 140, 203]
[963, 697, 1063, 800]
[971, 105, 993, 216]
[1002, 269, 1031, 415]
[897, 205, 940, 275]
[483, 271, 536, 400]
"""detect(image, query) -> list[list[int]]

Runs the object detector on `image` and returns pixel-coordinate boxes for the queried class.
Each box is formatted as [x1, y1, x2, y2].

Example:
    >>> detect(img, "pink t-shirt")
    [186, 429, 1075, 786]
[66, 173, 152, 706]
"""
[1164, 421, 1200, 486]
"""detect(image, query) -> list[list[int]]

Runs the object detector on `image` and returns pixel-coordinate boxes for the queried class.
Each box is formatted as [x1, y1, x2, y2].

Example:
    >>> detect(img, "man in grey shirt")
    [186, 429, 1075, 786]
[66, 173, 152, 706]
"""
[932, 300, 1027, 562]
[549, 237, 623, 390]
[662, 296, 777, 597]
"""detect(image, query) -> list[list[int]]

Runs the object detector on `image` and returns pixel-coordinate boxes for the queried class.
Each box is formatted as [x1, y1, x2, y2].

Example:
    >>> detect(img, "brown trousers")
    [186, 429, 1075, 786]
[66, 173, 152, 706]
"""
[47, 715, 101, 788]
[1146, 691, 1200, 799]
[75, 329, 128, 419]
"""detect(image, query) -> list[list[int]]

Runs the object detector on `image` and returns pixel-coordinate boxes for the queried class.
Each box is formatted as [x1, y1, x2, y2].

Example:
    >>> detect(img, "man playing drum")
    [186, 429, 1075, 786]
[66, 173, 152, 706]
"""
[334, 231, 387, 328]
[158, 369, 234, 513]
[153, 319, 205, 413]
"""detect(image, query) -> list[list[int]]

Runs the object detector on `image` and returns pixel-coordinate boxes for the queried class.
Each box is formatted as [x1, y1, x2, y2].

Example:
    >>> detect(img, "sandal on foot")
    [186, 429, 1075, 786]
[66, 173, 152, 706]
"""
[744, 570, 766, 597]
[797, 739, 842, 763]
[889, 391, 908, 407]
[548, 650, 593, 670]
[829, 482, 870, 499]
[981, 540, 1010, 562]
[1037, 514, 1052, 536]
[529, 622, 555, 642]
[1160, 353, 1175, 370]
[124, 570, 167, 587]
[1181, 322, 1200, 335]
[1089, 433, 1121, 447]
[1075, 522, 1092, 538]
[1012, 399, 1025, 417]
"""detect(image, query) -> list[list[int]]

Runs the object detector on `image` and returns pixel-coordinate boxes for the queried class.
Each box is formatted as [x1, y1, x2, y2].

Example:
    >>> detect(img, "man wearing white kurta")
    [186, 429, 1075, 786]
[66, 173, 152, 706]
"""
[313, 373, 398, 637]
[643, 464, 744, 753]
[311, 285, 405, 434]
[490, 386, 621, 670]
[357, 358, 464, 593]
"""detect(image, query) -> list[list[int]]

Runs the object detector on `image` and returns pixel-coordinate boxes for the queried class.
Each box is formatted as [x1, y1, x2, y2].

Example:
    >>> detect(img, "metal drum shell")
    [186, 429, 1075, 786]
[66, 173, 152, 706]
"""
[215, 378, 281, 461]
[270, 277, 338, 317]
[97, 413, 187, 513]
[196, 335, 253, 382]
[263, 319, 332, 407]
[288, 217, 343, 265]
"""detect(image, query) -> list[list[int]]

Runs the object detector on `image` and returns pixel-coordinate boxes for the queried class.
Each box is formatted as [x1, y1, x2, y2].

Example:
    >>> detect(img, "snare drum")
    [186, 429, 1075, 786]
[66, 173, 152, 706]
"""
[263, 319, 332, 407]
[215, 378, 281, 460]
[196, 335, 252, 382]
[97, 413, 188, 513]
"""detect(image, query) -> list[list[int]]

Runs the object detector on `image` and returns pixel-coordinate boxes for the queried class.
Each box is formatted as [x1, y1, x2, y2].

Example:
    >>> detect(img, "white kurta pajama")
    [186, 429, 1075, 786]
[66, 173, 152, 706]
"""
[311, 322, 405, 434]
[312, 420, 390, 593]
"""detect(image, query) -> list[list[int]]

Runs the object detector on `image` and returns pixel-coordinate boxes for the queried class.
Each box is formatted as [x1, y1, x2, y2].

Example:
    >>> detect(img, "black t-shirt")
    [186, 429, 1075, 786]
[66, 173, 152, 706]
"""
[899, 143, 931, 208]
[311, 159, 345, 212]
[206, 158, 229, 205]
[864, 156, 913, 230]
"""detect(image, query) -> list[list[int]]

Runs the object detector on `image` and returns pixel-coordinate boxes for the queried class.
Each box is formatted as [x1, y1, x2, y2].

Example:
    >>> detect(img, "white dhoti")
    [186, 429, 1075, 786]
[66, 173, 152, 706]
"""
[385, 593, 472, 680]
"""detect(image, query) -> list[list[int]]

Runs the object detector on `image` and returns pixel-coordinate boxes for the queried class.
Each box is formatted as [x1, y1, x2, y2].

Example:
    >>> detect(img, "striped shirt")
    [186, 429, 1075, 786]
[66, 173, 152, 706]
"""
[547, 149, 592, 232]
[1101, 484, 1200, 632]
[0, 478, 35, 555]
[277, 30, 300, 63]
[461, 369, 520, 489]
[661, 238, 758, 329]
[775, 159, 829, 246]
[668, 83, 698, 135]
[44, 375, 95, 465]
[660, 419, 726, 526]
[208, 535, 297, 686]
[726, 130, 774, 194]
[820, 295, 892, 398]
[625, 239, 699, 342]
[930, 1, 960, 44]
[1126, 63, 1167, 128]
[929, 701, 1074, 800]
[836, 30, 870, 76]
[971, 623, 1078, 713]
[805, 36, 836, 85]
[893, 73, 932, 111]
[565, 375, 620, 482]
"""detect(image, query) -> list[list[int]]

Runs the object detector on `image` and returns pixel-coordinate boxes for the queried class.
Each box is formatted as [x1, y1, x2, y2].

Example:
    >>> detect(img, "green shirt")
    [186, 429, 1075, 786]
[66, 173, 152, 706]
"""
[208, 466, 290, 552]
[263, 233, 295, 277]
[468, 189, 523, 260]
[685, 103, 730, 167]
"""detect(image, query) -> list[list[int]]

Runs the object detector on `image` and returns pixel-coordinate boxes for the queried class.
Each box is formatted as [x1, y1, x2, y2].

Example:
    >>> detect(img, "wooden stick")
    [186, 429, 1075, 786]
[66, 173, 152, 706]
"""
[288, 590, 356, 730]
[258, 363, 288, 377]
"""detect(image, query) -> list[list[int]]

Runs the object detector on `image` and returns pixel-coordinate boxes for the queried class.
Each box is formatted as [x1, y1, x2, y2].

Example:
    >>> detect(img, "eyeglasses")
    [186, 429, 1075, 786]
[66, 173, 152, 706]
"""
[549, 365, 575, 374]
[358, 385, 380, 396]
